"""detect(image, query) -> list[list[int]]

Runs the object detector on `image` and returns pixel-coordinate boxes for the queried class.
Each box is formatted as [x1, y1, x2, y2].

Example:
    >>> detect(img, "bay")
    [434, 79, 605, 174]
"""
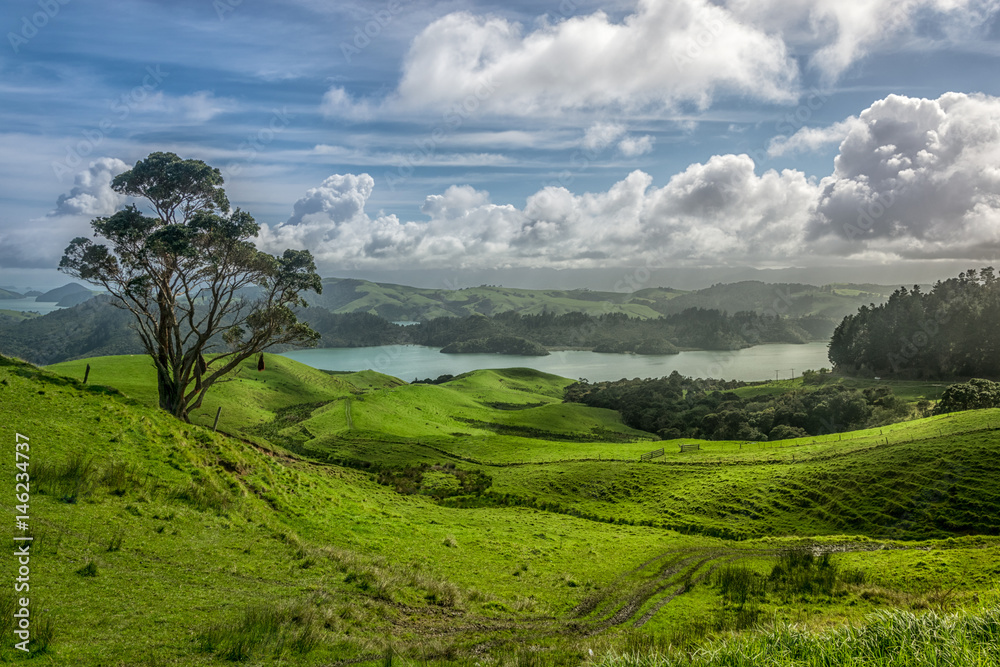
[280, 341, 832, 383]
[0, 297, 66, 315]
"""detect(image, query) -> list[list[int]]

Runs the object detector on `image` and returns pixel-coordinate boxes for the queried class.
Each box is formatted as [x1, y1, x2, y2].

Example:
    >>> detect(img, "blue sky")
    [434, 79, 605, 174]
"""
[2, 0, 1000, 290]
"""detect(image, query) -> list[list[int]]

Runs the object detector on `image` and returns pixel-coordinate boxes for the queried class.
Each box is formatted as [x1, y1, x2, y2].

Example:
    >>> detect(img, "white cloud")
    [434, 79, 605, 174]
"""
[271, 93, 1000, 269]
[0, 158, 129, 269]
[582, 122, 655, 156]
[321, 0, 999, 124]
[51, 157, 129, 217]
[768, 118, 864, 156]
[809, 92, 1000, 258]
[311, 144, 511, 167]
[257, 156, 818, 269]
[324, 0, 799, 119]
[583, 123, 626, 150]
[618, 134, 655, 156]
[141, 91, 236, 124]
[725, 0, 999, 81]
[320, 86, 373, 120]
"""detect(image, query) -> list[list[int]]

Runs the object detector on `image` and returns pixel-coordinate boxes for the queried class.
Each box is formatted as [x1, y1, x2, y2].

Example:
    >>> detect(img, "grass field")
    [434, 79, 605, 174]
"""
[2, 353, 999, 664]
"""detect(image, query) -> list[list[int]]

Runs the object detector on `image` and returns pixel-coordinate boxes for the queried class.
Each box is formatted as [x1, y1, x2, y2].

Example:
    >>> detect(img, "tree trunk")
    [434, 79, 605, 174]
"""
[157, 369, 190, 421]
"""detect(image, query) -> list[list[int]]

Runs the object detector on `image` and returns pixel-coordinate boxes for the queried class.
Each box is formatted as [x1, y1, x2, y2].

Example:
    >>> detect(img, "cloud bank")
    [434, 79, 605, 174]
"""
[7, 93, 1000, 273]
[272, 92, 1000, 269]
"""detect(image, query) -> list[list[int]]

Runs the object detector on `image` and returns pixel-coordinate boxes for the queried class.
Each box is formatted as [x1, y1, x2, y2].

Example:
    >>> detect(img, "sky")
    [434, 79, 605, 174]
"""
[2, 0, 1000, 291]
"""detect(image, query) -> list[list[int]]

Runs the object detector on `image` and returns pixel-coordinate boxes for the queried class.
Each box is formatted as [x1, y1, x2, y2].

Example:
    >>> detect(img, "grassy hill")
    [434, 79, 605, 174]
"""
[5, 354, 1000, 664]
[312, 278, 895, 323]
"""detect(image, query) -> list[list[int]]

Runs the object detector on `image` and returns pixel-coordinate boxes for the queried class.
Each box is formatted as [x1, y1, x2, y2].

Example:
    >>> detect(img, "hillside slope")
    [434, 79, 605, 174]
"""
[7, 354, 1000, 664]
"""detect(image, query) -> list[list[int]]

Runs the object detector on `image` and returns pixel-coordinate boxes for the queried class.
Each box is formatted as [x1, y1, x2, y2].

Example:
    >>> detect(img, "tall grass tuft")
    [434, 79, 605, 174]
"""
[592, 605, 1000, 666]
[197, 599, 322, 661]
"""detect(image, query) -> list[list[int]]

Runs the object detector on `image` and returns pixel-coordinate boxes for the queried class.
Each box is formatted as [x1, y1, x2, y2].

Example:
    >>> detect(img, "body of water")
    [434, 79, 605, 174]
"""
[0, 298, 65, 315]
[280, 341, 832, 383]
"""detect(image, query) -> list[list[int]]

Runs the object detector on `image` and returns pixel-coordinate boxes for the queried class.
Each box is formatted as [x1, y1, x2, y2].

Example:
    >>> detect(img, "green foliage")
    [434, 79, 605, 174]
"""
[566, 371, 910, 439]
[935, 378, 1000, 414]
[58, 151, 323, 421]
[830, 267, 1000, 378]
[441, 334, 550, 356]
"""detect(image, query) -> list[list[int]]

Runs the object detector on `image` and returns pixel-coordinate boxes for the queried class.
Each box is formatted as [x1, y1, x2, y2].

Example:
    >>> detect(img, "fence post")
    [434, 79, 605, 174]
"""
[212, 407, 222, 432]
[83, 363, 91, 384]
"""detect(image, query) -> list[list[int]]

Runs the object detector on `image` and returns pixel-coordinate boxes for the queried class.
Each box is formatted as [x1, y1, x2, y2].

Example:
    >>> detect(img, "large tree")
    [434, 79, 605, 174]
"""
[59, 152, 322, 422]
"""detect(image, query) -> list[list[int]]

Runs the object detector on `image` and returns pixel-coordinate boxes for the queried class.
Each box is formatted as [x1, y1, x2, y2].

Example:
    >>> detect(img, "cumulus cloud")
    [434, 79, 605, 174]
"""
[325, 0, 798, 119]
[808, 92, 1000, 258]
[322, 0, 998, 122]
[257, 156, 819, 270]
[270, 92, 1000, 269]
[51, 157, 129, 217]
[0, 158, 129, 269]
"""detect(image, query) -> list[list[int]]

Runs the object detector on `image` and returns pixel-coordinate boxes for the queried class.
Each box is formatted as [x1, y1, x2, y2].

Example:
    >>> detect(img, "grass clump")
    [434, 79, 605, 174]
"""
[197, 600, 322, 661]
[76, 560, 99, 577]
[594, 605, 1000, 666]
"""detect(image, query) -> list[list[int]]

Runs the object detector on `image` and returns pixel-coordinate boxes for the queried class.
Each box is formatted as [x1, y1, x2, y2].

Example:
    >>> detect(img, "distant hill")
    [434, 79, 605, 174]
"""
[35, 282, 92, 303]
[0, 295, 143, 364]
[0, 287, 24, 299]
[313, 277, 894, 323]
[55, 290, 97, 307]
[310, 277, 668, 319]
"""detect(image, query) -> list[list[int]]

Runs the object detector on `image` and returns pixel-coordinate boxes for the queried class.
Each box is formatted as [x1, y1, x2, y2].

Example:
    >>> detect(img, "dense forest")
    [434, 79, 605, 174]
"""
[828, 268, 1000, 379]
[565, 371, 912, 440]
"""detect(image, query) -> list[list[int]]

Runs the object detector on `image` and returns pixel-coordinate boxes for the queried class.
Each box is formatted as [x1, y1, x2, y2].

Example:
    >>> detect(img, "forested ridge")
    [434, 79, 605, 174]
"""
[828, 267, 1000, 379]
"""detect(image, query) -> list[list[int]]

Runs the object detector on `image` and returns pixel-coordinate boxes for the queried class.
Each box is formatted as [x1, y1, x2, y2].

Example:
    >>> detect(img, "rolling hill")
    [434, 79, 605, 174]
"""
[5, 353, 1000, 663]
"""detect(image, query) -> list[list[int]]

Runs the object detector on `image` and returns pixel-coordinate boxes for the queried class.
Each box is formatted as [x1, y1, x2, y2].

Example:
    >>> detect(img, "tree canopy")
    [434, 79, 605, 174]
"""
[59, 151, 322, 421]
[828, 268, 1000, 379]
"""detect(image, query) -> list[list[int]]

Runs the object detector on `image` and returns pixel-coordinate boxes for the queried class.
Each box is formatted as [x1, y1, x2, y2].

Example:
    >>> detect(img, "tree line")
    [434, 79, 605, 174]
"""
[564, 371, 911, 440]
[828, 268, 1000, 379]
